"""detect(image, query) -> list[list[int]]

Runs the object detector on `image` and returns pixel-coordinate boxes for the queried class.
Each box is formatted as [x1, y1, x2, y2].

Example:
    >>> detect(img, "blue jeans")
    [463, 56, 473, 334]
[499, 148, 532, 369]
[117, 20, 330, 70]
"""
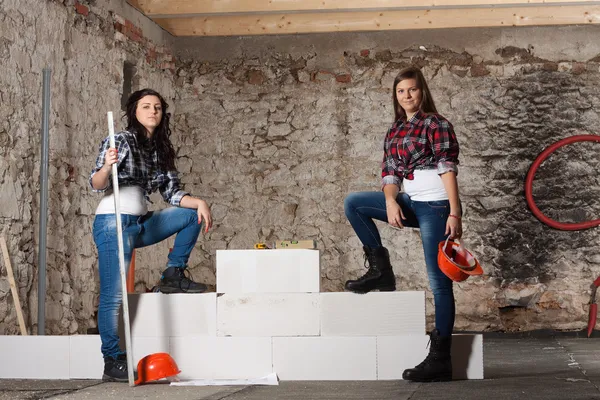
[344, 191, 455, 336]
[92, 207, 202, 359]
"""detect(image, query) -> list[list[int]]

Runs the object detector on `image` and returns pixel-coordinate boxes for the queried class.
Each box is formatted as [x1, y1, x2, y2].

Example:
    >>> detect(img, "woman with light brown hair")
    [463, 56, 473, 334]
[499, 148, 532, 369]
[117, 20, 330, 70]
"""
[344, 66, 462, 381]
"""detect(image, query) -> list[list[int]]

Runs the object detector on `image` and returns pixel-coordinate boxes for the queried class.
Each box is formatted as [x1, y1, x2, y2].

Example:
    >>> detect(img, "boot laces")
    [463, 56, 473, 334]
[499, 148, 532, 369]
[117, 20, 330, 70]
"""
[174, 268, 196, 292]
[414, 337, 449, 370]
[414, 339, 435, 369]
[360, 253, 379, 278]
[109, 354, 128, 371]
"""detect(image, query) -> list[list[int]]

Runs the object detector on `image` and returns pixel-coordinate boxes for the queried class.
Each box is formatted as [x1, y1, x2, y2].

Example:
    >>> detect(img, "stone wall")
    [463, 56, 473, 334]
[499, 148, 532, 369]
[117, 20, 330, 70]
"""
[1, 0, 600, 335]
[0, 0, 176, 334]
[173, 28, 600, 332]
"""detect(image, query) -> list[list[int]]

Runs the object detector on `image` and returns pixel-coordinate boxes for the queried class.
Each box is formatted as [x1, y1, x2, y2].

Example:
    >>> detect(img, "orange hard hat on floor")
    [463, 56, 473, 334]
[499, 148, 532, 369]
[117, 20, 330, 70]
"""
[437, 237, 483, 282]
[134, 352, 181, 385]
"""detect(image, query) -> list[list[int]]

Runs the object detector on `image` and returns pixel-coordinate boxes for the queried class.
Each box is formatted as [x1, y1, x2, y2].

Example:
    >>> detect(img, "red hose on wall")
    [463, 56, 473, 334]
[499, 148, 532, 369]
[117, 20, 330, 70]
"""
[524, 135, 600, 231]
[526, 135, 600, 337]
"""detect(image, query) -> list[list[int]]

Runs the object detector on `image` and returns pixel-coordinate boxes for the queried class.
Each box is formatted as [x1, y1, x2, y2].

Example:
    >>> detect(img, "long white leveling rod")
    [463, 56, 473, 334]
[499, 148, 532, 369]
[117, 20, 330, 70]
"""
[107, 112, 135, 386]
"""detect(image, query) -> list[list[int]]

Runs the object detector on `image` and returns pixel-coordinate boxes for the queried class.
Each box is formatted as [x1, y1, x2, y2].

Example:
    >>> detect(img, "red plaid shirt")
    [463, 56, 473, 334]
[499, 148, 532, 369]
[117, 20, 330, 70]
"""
[381, 110, 459, 188]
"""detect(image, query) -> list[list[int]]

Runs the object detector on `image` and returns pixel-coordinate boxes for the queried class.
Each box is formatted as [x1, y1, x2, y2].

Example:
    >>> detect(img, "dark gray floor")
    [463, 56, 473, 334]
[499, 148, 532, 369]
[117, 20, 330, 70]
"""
[2, 336, 600, 400]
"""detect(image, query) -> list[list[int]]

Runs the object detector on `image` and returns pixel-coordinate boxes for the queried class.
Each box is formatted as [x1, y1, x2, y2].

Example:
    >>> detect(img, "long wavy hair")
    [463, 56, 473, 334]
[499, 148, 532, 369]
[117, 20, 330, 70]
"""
[124, 88, 176, 171]
[392, 67, 438, 121]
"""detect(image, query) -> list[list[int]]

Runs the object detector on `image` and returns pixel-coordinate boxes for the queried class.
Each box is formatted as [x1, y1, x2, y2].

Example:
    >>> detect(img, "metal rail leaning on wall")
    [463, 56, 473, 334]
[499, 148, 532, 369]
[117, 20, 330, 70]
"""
[39, 67, 51, 335]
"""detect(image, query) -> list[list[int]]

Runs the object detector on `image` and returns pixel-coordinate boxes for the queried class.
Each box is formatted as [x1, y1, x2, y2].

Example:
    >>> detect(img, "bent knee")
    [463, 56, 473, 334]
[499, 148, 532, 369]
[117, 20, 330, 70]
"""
[344, 192, 361, 213]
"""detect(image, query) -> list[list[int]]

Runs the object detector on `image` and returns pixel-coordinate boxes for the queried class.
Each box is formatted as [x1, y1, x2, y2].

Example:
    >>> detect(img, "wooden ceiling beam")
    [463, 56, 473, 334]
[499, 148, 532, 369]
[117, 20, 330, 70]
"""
[152, 5, 600, 36]
[128, 0, 600, 17]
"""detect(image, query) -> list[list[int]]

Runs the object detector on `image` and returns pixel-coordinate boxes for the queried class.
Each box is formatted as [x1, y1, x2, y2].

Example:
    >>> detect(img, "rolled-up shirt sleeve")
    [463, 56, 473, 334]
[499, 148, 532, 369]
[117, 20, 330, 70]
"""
[382, 172, 402, 188]
[89, 135, 130, 193]
[158, 170, 190, 207]
[428, 117, 459, 175]
[381, 132, 403, 189]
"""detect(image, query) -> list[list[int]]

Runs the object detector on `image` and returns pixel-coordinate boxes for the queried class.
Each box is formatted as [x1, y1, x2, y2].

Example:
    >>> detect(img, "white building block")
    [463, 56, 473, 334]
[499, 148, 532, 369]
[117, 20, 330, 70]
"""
[320, 292, 426, 336]
[0, 336, 70, 379]
[131, 336, 171, 365]
[216, 249, 320, 293]
[121, 293, 217, 337]
[376, 335, 429, 380]
[70, 335, 103, 379]
[376, 334, 484, 380]
[169, 336, 273, 380]
[217, 293, 320, 337]
[451, 334, 484, 380]
[273, 337, 377, 380]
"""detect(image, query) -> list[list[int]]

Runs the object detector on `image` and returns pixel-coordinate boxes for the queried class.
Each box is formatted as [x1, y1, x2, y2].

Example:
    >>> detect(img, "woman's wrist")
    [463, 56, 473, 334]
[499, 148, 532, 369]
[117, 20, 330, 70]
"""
[193, 197, 207, 209]
[450, 207, 461, 217]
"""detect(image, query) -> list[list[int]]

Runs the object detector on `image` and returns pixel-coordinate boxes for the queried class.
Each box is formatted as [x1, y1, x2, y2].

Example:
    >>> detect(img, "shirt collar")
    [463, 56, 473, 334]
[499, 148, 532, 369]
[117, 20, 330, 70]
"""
[396, 110, 424, 126]
[407, 110, 424, 124]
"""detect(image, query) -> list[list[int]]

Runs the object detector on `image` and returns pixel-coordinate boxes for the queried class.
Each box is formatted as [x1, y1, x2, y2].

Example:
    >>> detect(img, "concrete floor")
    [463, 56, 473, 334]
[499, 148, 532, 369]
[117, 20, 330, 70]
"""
[2, 334, 600, 400]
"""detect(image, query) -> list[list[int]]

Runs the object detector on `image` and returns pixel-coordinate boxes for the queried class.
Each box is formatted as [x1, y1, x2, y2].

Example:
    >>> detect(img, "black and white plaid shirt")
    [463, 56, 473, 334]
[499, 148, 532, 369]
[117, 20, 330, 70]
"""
[89, 131, 189, 207]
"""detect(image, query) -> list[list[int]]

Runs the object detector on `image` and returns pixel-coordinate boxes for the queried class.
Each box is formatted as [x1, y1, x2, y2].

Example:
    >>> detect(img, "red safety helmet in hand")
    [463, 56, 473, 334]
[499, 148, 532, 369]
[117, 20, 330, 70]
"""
[437, 238, 483, 282]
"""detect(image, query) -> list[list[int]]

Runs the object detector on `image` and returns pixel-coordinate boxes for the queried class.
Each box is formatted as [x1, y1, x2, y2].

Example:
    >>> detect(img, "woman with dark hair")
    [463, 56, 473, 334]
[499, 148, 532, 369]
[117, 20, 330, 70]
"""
[344, 66, 462, 382]
[89, 88, 212, 381]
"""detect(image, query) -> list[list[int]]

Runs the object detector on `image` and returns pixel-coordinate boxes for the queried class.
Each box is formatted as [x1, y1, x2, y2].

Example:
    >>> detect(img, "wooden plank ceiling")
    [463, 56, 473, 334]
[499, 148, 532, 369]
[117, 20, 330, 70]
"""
[127, 0, 600, 36]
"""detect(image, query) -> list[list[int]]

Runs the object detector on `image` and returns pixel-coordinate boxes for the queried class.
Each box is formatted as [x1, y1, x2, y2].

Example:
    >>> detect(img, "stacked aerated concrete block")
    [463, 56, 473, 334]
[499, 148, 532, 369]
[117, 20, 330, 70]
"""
[212, 249, 483, 381]
[0, 249, 483, 380]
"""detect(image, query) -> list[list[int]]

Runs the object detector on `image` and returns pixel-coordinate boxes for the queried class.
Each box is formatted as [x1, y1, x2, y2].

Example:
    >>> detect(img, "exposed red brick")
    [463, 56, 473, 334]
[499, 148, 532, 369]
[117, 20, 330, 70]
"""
[572, 62, 586, 75]
[114, 20, 144, 43]
[130, 33, 142, 43]
[114, 22, 125, 34]
[248, 69, 265, 85]
[470, 63, 490, 77]
[74, 1, 89, 16]
[542, 62, 558, 72]
[160, 62, 175, 73]
[335, 73, 352, 83]
[146, 48, 157, 65]
[360, 49, 370, 57]
[124, 20, 144, 43]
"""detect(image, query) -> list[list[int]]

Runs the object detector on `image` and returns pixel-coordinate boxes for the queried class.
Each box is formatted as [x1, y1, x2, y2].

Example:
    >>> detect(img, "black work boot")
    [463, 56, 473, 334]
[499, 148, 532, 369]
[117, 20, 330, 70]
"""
[158, 266, 207, 293]
[402, 329, 452, 382]
[344, 246, 396, 294]
[103, 354, 138, 382]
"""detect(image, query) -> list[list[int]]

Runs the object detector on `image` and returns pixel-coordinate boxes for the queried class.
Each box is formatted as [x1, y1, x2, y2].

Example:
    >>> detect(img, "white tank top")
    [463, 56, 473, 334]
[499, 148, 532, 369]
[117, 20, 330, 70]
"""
[403, 169, 448, 202]
[95, 186, 148, 215]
